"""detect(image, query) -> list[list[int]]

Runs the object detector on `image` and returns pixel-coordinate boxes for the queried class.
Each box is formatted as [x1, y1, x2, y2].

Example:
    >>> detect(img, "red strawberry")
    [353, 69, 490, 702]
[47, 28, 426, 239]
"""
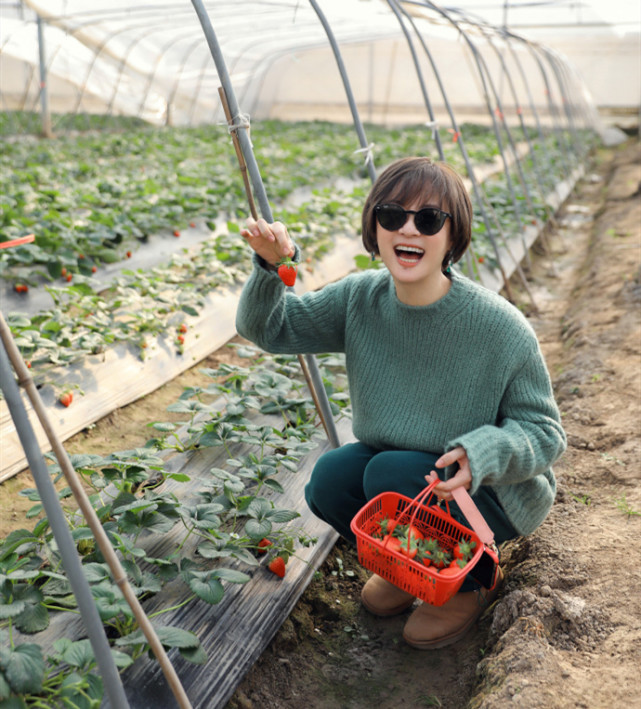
[173, 230, 181, 237]
[189, 222, 196, 228]
[126, 251, 132, 258]
[257, 538, 273, 554]
[91, 266, 97, 273]
[66, 273, 72, 282]
[453, 539, 476, 562]
[59, 392, 73, 407]
[179, 324, 188, 333]
[177, 334, 185, 344]
[277, 260, 297, 287]
[268, 556, 286, 578]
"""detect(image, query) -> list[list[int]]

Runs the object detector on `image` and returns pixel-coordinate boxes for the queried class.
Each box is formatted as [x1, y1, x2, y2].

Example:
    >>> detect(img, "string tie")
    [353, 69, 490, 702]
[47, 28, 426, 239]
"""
[226, 112, 252, 147]
[353, 142, 376, 167]
[425, 120, 439, 139]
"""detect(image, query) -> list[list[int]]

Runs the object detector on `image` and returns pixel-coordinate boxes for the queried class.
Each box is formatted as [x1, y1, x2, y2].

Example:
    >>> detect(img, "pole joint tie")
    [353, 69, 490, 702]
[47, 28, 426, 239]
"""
[353, 142, 375, 167]
[425, 120, 439, 139]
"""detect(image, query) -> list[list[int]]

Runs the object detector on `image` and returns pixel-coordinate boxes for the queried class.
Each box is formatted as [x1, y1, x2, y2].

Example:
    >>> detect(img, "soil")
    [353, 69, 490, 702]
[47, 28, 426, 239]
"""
[1, 139, 640, 709]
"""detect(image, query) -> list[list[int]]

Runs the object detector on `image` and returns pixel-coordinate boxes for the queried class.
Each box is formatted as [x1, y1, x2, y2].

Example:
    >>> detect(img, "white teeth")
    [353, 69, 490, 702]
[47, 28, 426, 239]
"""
[395, 245, 424, 254]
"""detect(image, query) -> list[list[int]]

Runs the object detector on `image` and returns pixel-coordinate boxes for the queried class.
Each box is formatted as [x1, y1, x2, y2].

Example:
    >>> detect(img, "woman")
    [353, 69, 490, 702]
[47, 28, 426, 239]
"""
[236, 157, 566, 649]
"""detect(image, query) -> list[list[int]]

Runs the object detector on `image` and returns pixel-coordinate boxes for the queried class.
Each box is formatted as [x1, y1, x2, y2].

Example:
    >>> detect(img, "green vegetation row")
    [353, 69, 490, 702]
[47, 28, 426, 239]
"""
[1, 113, 573, 282]
[1, 114, 596, 398]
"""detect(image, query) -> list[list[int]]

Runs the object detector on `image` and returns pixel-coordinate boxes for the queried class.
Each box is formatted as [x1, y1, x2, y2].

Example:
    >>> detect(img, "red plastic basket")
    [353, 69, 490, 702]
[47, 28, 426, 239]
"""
[350, 480, 496, 607]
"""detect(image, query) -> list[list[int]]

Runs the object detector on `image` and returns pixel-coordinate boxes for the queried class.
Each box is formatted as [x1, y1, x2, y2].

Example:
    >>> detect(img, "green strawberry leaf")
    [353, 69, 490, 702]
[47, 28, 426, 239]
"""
[2, 643, 45, 694]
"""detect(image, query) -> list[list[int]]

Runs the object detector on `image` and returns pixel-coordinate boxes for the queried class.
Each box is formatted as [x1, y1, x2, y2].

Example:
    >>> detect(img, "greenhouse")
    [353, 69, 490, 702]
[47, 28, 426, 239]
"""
[0, 1, 639, 708]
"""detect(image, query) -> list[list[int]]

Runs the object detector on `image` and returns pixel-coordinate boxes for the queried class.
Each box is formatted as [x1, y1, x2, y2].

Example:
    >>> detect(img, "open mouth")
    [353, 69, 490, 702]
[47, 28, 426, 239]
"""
[394, 245, 425, 264]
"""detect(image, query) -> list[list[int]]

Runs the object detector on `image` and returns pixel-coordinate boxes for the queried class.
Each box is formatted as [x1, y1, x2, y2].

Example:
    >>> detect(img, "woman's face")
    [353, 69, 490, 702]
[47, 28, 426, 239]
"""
[376, 197, 452, 306]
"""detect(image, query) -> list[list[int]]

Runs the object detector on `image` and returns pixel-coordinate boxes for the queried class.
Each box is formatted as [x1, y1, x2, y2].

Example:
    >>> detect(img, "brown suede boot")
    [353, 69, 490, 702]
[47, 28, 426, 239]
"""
[360, 574, 416, 617]
[402, 567, 503, 649]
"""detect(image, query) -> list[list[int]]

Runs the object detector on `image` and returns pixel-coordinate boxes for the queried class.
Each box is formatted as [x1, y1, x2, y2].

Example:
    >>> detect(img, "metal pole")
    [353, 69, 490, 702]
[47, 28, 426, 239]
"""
[190, 0, 340, 449]
[0, 339, 129, 709]
[401, 1, 526, 301]
[387, 0, 445, 161]
[36, 15, 52, 138]
[308, 0, 378, 183]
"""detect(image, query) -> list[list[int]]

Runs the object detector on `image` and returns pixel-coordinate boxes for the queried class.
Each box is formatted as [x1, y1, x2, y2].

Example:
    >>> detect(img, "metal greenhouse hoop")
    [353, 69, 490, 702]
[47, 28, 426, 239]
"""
[190, 0, 340, 450]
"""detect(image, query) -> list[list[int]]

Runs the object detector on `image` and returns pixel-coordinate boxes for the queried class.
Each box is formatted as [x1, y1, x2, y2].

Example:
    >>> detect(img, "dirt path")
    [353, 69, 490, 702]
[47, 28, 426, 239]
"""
[1, 139, 639, 709]
[227, 140, 641, 709]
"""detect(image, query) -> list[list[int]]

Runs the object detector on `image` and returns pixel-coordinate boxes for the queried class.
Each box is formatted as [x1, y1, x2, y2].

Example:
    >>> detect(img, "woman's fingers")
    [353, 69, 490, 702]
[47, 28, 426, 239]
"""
[434, 446, 465, 469]
[241, 218, 294, 263]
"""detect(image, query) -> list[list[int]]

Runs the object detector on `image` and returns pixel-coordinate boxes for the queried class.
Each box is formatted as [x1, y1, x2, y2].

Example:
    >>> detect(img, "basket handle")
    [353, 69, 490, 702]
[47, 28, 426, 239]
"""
[404, 479, 445, 530]
[450, 486, 495, 546]
[403, 481, 495, 547]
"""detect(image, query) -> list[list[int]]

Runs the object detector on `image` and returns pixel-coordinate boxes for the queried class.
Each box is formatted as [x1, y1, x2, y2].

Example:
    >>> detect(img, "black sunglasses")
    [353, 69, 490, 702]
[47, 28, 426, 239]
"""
[374, 203, 451, 236]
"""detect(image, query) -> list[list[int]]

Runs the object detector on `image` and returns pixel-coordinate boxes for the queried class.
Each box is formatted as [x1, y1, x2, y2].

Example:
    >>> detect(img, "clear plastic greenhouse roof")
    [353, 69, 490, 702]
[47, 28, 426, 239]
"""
[3, 1, 428, 124]
[2, 0, 627, 128]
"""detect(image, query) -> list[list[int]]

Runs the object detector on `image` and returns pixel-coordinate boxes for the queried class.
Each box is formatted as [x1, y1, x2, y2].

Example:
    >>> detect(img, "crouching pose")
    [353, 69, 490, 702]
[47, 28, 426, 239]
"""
[236, 157, 566, 649]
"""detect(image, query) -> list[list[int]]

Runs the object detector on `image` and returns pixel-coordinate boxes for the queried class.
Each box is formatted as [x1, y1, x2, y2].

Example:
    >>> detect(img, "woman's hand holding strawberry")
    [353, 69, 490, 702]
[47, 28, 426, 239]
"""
[240, 217, 295, 267]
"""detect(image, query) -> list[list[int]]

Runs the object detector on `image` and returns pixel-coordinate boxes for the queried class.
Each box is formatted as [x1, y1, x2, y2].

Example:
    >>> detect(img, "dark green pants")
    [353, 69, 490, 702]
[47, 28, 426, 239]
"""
[305, 442, 518, 590]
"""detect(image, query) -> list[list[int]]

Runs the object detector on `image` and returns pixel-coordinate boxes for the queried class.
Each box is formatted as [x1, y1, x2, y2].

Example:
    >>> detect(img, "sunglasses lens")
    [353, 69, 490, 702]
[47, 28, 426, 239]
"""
[375, 204, 449, 235]
[415, 208, 446, 235]
[376, 205, 406, 231]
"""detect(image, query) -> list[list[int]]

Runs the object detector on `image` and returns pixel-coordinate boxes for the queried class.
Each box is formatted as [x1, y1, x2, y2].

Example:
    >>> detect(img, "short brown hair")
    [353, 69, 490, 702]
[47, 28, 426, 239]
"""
[361, 157, 472, 270]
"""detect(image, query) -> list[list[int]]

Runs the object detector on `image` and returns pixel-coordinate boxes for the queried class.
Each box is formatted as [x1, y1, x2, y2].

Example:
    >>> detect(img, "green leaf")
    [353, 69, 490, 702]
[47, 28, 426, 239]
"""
[0, 602, 25, 620]
[0, 692, 27, 708]
[58, 638, 94, 669]
[150, 422, 176, 432]
[196, 541, 231, 560]
[71, 526, 95, 541]
[14, 602, 49, 634]
[211, 568, 250, 584]
[187, 575, 224, 605]
[169, 472, 190, 483]
[268, 509, 300, 523]
[247, 497, 271, 519]
[0, 530, 39, 559]
[91, 582, 130, 621]
[82, 563, 110, 583]
[244, 518, 271, 539]
[0, 672, 12, 703]
[2, 643, 45, 694]
[263, 478, 285, 494]
[110, 648, 134, 669]
[155, 625, 201, 649]
[179, 644, 208, 664]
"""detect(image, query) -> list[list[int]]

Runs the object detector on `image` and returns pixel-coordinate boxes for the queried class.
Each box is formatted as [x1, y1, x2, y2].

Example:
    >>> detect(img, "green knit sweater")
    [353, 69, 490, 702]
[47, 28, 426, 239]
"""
[236, 258, 566, 536]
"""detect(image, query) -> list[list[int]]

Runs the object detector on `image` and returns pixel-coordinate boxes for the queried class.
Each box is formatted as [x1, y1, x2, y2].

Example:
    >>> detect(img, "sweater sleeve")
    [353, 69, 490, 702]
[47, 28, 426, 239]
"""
[235, 252, 348, 354]
[447, 339, 567, 495]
